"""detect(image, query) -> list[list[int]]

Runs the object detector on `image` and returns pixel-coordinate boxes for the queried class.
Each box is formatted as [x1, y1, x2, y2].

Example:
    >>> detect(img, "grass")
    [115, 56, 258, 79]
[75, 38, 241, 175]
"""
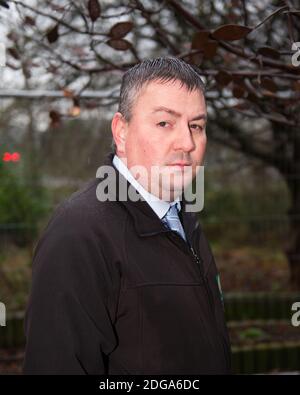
[0, 243, 32, 312]
[213, 244, 290, 293]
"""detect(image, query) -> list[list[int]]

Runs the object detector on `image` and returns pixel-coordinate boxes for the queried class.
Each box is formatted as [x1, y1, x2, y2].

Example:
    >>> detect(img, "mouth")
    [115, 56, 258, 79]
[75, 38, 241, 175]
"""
[168, 162, 192, 167]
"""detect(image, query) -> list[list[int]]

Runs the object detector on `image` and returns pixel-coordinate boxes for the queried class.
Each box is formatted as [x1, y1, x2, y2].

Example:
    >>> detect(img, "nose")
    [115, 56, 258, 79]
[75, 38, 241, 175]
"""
[173, 124, 195, 153]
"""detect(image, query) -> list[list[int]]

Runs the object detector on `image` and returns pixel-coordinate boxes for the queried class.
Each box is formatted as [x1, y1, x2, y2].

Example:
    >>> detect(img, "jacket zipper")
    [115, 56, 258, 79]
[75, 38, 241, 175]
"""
[189, 245, 214, 311]
[190, 246, 202, 273]
[157, 229, 231, 369]
[163, 230, 211, 307]
[189, 243, 231, 370]
[155, 229, 231, 370]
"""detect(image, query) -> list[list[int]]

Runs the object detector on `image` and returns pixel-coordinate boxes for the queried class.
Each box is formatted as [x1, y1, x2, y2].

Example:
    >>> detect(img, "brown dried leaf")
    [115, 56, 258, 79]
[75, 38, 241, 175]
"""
[260, 77, 277, 93]
[7, 47, 20, 60]
[47, 24, 59, 44]
[203, 40, 218, 59]
[215, 70, 232, 87]
[88, 0, 101, 22]
[212, 24, 252, 41]
[106, 38, 132, 51]
[191, 30, 211, 50]
[232, 84, 245, 98]
[257, 46, 280, 60]
[109, 22, 134, 39]
[232, 75, 246, 88]
[49, 110, 61, 127]
[24, 16, 35, 26]
[186, 52, 203, 66]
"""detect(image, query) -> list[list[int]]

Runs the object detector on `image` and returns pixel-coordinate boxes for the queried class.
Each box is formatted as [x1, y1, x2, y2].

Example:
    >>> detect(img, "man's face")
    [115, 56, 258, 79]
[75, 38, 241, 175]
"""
[114, 79, 207, 201]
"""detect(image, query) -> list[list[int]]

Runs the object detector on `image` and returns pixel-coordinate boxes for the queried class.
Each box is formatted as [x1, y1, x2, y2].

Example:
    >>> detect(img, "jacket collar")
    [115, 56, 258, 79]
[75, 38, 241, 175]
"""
[112, 153, 182, 220]
[101, 151, 199, 243]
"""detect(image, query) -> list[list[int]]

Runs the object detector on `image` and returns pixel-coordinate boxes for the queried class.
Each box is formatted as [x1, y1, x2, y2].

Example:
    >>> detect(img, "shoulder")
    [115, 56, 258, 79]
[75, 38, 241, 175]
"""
[32, 179, 126, 279]
[34, 178, 128, 266]
[46, 178, 127, 236]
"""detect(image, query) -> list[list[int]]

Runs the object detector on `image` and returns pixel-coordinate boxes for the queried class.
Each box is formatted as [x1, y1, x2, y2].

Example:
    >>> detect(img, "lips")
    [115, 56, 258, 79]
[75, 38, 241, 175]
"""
[168, 162, 191, 166]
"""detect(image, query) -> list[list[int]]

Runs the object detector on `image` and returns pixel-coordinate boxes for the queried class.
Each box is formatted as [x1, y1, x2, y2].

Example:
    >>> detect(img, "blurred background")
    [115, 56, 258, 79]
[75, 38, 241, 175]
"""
[0, 0, 300, 374]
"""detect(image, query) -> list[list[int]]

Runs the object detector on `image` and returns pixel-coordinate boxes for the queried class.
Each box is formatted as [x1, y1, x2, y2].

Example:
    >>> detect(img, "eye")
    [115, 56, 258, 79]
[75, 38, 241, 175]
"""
[190, 124, 204, 132]
[157, 121, 170, 128]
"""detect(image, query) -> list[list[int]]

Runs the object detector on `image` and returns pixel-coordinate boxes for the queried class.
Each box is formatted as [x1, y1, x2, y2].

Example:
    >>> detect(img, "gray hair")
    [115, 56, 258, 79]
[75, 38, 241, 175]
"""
[111, 56, 206, 153]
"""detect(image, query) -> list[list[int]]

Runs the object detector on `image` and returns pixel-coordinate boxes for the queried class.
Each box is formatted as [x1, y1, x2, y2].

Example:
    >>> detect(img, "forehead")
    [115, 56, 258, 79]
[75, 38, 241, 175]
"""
[134, 79, 206, 112]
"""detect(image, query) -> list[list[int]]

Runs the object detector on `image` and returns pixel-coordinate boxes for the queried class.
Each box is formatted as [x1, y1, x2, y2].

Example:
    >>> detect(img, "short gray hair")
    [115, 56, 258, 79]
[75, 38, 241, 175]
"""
[111, 56, 206, 153]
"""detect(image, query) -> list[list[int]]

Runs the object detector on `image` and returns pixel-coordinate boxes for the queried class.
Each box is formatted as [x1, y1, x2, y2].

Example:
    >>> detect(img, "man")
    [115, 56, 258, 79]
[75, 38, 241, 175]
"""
[23, 57, 231, 375]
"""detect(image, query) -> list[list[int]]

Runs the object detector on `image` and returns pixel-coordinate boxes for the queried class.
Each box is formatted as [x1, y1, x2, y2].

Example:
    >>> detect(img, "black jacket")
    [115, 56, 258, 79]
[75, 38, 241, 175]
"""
[23, 151, 231, 375]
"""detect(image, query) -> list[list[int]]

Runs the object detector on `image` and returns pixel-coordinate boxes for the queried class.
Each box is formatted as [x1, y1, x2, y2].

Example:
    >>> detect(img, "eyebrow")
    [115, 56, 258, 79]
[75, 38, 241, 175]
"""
[151, 106, 207, 122]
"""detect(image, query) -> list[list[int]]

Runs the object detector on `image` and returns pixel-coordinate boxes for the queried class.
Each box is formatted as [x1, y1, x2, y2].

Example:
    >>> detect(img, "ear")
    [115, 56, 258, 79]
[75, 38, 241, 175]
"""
[111, 112, 127, 155]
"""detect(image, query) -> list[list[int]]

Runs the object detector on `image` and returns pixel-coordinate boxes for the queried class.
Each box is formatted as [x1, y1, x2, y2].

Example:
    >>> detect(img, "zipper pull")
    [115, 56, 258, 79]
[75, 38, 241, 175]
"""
[190, 246, 200, 264]
[190, 246, 204, 276]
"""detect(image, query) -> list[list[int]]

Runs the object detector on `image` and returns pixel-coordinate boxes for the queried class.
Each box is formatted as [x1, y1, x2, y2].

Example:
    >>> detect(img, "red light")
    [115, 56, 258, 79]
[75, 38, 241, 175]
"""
[2, 152, 21, 162]
[3, 152, 11, 162]
[11, 152, 20, 162]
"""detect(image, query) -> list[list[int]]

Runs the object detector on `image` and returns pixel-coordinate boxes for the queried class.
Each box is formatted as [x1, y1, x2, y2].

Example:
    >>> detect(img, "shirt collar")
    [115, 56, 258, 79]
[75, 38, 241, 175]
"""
[112, 154, 181, 219]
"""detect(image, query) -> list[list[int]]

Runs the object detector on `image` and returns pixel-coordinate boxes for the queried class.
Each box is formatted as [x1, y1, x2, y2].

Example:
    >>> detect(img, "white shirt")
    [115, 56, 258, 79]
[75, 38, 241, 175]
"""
[112, 154, 181, 220]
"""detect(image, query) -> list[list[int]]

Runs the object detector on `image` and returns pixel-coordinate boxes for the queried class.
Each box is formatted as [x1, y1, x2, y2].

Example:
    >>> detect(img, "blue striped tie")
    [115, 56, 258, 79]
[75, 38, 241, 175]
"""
[162, 204, 187, 242]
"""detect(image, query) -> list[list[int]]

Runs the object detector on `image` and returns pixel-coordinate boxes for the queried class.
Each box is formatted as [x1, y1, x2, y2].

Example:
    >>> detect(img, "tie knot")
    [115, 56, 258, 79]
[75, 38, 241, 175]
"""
[162, 203, 187, 242]
[165, 204, 179, 218]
